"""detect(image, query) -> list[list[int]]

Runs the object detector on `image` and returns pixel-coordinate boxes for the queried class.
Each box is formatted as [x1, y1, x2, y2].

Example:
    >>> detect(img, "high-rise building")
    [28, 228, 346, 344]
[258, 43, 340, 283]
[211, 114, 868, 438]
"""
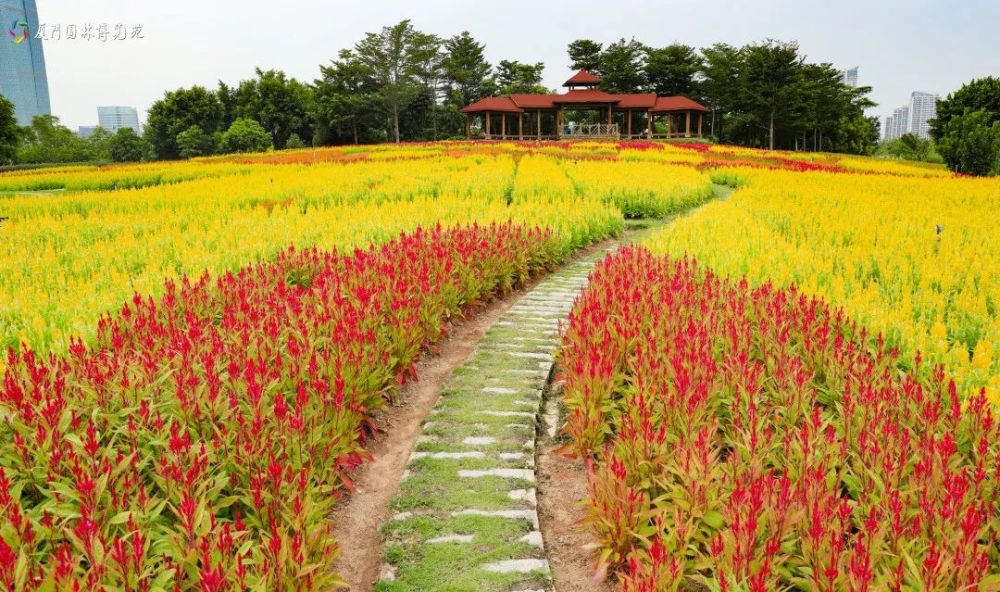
[841, 66, 859, 87]
[0, 0, 51, 125]
[908, 92, 938, 140]
[97, 106, 141, 134]
[882, 92, 939, 141]
[884, 105, 911, 141]
[77, 126, 98, 138]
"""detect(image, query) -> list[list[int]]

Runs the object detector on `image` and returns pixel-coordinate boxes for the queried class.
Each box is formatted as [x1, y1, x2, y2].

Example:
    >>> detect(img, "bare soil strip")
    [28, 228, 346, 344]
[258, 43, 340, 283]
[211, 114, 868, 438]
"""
[329, 291, 523, 590]
[536, 387, 613, 592]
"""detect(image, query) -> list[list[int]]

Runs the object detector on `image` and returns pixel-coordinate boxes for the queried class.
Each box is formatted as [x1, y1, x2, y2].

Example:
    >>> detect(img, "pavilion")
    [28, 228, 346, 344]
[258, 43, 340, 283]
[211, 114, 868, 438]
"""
[460, 69, 709, 141]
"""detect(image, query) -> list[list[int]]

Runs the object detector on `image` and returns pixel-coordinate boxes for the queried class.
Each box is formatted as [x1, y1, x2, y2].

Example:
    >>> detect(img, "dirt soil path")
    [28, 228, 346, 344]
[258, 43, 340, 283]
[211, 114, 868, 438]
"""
[329, 290, 522, 590]
[536, 403, 614, 592]
[328, 238, 616, 591]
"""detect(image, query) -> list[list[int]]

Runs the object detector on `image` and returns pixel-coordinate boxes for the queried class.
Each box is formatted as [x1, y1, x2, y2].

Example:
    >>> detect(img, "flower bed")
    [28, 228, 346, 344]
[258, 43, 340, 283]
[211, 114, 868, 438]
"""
[559, 246, 999, 591]
[0, 223, 562, 590]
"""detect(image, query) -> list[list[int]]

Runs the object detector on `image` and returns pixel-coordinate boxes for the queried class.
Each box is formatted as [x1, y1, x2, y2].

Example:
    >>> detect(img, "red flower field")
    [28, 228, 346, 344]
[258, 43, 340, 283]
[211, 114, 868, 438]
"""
[0, 223, 561, 590]
[559, 246, 999, 591]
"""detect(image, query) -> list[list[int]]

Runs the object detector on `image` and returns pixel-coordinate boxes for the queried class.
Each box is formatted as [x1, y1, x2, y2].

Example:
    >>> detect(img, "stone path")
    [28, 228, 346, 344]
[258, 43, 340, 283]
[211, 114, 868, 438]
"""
[377, 249, 610, 592]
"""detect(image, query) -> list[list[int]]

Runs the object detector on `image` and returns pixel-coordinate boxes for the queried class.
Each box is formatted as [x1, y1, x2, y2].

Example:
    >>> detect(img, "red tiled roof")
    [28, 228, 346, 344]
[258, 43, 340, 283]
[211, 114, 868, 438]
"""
[612, 93, 658, 109]
[509, 94, 556, 109]
[650, 96, 709, 113]
[461, 90, 707, 114]
[552, 89, 620, 104]
[459, 97, 523, 113]
[563, 69, 601, 86]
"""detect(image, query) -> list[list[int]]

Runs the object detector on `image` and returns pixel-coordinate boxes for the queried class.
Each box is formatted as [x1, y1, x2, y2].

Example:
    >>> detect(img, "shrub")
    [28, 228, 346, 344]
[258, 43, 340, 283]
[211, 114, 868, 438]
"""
[219, 118, 273, 154]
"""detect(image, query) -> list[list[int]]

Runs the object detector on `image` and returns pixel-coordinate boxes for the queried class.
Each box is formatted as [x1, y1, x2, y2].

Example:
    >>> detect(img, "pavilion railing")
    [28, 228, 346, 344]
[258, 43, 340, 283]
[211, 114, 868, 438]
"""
[563, 123, 620, 139]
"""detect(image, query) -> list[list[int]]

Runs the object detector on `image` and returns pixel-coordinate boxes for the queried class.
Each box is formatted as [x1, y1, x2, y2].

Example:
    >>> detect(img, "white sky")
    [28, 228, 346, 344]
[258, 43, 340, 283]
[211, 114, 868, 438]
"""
[28, 0, 1000, 129]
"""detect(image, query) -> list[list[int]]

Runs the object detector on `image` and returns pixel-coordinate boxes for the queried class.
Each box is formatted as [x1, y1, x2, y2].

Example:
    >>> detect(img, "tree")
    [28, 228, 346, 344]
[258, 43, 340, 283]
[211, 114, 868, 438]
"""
[0, 96, 20, 164]
[495, 60, 547, 94]
[313, 49, 379, 145]
[86, 127, 114, 161]
[598, 38, 645, 93]
[145, 86, 223, 159]
[285, 133, 306, 149]
[217, 81, 238, 130]
[877, 133, 942, 163]
[354, 19, 441, 143]
[930, 77, 1000, 141]
[175, 125, 215, 159]
[108, 128, 151, 162]
[739, 40, 804, 150]
[234, 68, 313, 149]
[567, 39, 603, 73]
[935, 110, 1000, 175]
[219, 118, 272, 153]
[441, 31, 494, 108]
[644, 43, 702, 97]
[17, 115, 96, 163]
[700, 43, 741, 139]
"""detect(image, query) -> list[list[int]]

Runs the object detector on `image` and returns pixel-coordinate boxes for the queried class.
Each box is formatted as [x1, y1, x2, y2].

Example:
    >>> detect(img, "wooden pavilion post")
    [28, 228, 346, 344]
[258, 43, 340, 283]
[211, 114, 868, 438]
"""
[536, 111, 541, 138]
[556, 108, 563, 139]
[647, 111, 653, 137]
[698, 113, 703, 137]
[465, 113, 471, 139]
[485, 112, 491, 138]
[608, 106, 613, 125]
[519, 113, 523, 139]
[666, 114, 671, 137]
[501, 113, 506, 139]
[626, 110, 632, 137]
[685, 111, 691, 138]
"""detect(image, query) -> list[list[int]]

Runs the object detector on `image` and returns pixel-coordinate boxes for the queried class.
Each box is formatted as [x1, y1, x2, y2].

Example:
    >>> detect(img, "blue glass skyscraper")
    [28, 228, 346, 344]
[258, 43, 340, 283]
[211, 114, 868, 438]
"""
[0, 0, 51, 125]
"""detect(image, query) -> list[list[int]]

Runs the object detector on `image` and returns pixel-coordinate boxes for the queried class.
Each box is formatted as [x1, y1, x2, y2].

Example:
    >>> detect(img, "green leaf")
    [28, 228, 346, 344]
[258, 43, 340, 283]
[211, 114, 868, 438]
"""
[703, 510, 725, 529]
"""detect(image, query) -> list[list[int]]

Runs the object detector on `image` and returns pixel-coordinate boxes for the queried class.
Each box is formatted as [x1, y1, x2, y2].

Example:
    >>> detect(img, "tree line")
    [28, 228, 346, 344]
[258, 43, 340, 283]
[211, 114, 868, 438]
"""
[5, 20, 996, 170]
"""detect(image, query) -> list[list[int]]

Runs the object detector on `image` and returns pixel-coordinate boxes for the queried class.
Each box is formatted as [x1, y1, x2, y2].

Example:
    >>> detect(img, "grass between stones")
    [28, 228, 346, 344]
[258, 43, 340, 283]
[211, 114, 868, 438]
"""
[376, 193, 728, 591]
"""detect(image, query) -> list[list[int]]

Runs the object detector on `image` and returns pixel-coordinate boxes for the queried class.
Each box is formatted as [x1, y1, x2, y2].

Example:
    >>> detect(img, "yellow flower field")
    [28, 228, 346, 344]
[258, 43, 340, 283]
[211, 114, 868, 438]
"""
[1, 147, 715, 353]
[3, 140, 996, 404]
[646, 166, 1000, 402]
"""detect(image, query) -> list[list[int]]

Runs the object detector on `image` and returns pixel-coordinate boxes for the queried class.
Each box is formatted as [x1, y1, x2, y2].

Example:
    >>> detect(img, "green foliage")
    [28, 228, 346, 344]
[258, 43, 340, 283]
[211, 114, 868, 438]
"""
[107, 127, 151, 162]
[16, 116, 112, 164]
[175, 124, 215, 159]
[354, 19, 441, 143]
[702, 40, 877, 153]
[930, 76, 1000, 141]
[285, 132, 306, 149]
[313, 49, 383, 145]
[567, 39, 604, 73]
[219, 117, 273, 153]
[495, 60, 547, 94]
[875, 133, 943, 163]
[234, 68, 313, 149]
[440, 31, 495, 106]
[935, 110, 1000, 176]
[644, 43, 703, 98]
[144, 86, 223, 159]
[598, 38, 645, 93]
[0, 95, 20, 164]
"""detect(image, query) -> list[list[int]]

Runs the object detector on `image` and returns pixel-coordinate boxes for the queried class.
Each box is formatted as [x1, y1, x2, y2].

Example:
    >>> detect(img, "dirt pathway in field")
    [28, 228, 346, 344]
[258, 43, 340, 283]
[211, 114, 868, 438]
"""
[536, 184, 736, 592]
[329, 292, 520, 590]
[330, 238, 617, 591]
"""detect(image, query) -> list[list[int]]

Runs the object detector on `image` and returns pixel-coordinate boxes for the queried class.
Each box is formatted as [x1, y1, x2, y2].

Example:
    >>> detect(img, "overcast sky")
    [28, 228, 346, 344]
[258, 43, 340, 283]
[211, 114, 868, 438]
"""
[30, 0, 999, 129]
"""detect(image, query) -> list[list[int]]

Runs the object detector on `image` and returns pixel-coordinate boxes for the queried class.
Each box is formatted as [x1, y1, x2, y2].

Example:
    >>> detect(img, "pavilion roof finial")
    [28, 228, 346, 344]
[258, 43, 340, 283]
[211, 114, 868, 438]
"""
[563, 69, 601, 88]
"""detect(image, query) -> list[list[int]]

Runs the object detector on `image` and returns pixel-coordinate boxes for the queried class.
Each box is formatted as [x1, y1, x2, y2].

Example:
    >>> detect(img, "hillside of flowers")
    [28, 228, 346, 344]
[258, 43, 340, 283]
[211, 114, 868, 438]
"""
[2, 139, 997, 590]
[559, 246, 999, 591]
[0, 223, 565, 590]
